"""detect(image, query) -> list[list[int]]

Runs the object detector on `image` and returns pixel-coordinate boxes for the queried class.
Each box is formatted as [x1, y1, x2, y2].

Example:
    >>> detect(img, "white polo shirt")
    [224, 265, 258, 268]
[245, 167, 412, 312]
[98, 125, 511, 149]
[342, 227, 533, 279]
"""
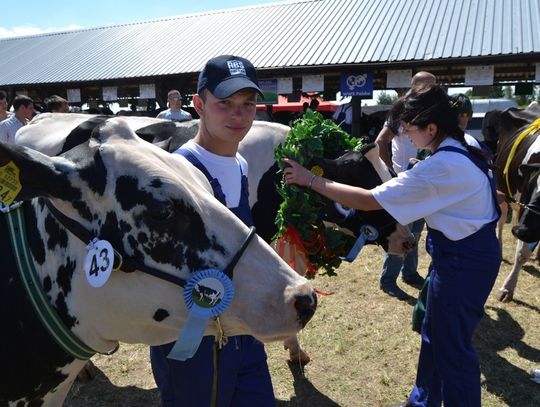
[0, 115, 26, 143]
[372, 138, 498, 241]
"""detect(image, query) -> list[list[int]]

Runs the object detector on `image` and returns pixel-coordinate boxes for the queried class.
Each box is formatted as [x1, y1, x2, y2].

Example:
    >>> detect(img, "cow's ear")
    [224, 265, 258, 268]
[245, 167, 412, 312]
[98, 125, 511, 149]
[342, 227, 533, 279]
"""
[519, 163, 540, 178]
[0, 142, 78, 204]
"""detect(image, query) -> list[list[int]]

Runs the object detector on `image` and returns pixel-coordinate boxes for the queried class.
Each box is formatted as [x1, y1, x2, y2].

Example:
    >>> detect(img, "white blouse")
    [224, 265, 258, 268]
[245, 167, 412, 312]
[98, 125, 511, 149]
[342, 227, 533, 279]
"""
[372, 138, 498, 241]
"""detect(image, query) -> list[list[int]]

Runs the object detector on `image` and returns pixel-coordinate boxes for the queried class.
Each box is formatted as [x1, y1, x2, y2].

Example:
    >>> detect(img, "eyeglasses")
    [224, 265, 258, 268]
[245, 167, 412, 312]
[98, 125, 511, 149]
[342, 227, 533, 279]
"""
[169, 96, 182, 101]
[402, 123, 422, 134]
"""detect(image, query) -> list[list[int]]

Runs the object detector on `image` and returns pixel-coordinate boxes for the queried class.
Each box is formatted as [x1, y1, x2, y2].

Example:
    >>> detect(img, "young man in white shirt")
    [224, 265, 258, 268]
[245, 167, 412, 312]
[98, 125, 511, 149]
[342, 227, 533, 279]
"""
[0, 95, 34, 144]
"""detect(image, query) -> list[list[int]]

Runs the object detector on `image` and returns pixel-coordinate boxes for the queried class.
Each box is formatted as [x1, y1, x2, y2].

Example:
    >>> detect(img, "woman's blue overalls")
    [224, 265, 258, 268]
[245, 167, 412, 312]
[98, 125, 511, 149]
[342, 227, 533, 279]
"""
[150, 149, 275, 407]
[408, 146, 502, 407]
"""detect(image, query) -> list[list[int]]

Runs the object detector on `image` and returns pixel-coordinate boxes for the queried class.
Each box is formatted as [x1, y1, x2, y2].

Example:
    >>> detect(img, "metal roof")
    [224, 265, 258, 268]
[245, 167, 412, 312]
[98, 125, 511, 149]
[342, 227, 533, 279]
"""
[1, 0, 539, 86]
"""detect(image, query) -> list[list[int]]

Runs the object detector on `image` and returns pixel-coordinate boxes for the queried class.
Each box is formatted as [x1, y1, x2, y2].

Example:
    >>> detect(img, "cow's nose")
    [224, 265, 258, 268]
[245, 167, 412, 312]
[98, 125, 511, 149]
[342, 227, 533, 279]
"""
[295, 290, 317, 328]
[403, 235, 417, 252]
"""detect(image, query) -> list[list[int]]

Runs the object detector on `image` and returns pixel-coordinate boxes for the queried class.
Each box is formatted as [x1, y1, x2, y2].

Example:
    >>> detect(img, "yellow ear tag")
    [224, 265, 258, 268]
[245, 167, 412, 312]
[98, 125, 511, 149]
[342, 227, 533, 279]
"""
[0, 161, 22, 206]
[310, 165, 324, 177]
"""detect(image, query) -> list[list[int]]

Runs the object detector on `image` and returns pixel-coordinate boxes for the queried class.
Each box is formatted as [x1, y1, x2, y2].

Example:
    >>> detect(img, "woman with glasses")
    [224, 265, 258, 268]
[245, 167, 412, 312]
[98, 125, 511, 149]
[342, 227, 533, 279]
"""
[283, 84, 503, 407]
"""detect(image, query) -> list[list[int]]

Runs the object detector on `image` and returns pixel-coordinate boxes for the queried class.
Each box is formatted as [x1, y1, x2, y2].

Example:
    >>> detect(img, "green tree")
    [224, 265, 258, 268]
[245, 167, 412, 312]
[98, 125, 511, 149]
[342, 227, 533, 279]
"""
[489, 86, 504, 98]
[377, 91, 397, 105]
[503, 86, 513, 99]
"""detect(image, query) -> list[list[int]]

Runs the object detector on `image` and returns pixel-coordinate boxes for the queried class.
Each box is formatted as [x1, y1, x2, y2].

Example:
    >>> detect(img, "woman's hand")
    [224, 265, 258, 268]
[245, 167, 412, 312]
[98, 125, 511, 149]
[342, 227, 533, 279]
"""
[282, 158, 314, 187]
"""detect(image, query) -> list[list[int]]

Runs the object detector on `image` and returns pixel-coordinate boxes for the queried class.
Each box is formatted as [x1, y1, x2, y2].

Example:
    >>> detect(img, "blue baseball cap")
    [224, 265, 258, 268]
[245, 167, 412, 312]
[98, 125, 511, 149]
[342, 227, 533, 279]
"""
[197, 55, 263, 99]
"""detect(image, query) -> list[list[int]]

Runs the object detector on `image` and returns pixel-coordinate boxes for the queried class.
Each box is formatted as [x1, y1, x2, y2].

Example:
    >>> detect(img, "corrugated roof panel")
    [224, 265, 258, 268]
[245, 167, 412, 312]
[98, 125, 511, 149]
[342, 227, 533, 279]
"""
[337, 0, 380, 63]
[413, 0, 441, 60]
[0, 0, 539, 86]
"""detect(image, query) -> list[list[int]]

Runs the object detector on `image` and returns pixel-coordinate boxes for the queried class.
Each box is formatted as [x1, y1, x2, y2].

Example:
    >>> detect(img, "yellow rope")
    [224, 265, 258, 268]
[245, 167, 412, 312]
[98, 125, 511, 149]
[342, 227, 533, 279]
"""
[504, 117, 540, 196]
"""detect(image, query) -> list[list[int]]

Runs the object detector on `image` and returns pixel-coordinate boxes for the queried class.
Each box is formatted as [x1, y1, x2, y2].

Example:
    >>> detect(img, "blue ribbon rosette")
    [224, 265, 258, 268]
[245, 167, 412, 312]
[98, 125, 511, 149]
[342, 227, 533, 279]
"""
[167, 268, 234, 361]
[340, 224, 379, 262]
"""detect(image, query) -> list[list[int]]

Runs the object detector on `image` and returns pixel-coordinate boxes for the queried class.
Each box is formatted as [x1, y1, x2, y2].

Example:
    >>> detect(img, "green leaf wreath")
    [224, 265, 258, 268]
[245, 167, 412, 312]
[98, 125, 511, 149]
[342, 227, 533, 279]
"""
[274, 109, 366, 277]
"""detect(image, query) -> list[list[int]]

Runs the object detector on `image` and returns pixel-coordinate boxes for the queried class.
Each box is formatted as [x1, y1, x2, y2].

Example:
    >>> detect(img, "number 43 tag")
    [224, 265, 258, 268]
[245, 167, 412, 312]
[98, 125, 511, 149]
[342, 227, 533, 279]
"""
[84, 238, 114, 288]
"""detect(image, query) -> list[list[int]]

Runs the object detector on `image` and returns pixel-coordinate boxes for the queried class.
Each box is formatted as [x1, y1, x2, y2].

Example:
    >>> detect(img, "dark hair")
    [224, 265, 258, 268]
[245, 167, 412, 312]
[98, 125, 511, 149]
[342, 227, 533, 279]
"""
[395, 85, 487, 161]
[45, 94, 68, 112]
[0, 90, 6, 101]
[13, 94, 33, 111]
[449, 93, 473, 115]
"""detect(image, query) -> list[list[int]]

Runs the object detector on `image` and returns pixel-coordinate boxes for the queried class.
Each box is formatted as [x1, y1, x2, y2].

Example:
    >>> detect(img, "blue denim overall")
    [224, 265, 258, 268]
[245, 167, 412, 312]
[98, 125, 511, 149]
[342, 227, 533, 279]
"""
[408, 147, 501, 407]
[150, 150, 274, 407]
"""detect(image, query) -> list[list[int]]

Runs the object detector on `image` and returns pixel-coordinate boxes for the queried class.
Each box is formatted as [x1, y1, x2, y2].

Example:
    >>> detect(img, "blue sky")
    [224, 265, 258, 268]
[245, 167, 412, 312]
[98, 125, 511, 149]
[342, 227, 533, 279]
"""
[2, 0, 285, 38]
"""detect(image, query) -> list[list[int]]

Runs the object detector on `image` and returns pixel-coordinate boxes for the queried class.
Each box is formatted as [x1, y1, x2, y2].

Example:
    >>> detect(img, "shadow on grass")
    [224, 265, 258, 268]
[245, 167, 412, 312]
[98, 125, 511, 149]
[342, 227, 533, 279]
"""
[275, 362, 341, 406]
[522, 263, 540, 278]
[64, 365, 160, 407]
[476, 306, 540, 407]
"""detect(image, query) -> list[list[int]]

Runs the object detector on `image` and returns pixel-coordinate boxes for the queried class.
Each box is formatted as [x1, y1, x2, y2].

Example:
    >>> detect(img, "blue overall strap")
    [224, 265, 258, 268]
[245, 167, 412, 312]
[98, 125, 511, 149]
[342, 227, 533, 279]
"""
[230, 172, 254, 227]
[434, 146, 501, 219]
[174, 149, 227, 206]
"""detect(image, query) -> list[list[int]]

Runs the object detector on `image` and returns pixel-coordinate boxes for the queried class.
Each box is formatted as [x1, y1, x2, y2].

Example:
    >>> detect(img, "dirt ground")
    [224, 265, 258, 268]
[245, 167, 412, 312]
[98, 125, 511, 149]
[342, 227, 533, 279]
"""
[65, 228, 540, 406]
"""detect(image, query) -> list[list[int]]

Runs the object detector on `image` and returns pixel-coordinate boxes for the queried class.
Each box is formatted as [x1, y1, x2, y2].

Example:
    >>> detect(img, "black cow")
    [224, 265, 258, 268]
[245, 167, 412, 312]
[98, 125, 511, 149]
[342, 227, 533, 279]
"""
[483, 102, 540, 301]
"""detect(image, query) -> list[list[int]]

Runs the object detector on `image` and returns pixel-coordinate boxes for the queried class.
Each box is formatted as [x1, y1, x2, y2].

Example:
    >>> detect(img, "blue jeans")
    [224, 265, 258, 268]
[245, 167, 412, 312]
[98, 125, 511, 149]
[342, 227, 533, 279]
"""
[380, 219, 424, 290]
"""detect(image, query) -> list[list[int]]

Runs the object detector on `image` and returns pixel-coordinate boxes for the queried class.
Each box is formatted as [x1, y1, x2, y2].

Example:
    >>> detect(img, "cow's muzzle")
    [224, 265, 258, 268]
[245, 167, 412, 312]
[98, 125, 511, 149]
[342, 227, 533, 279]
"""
[295, 290, 317, 328]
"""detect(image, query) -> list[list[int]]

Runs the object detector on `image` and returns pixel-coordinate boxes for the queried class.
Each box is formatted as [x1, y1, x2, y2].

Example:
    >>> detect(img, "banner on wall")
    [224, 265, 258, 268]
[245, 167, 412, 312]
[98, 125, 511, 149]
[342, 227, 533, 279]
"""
[277, 77, 293, 94]
[465, 65, 494, 86]
[102, 86, 118, 101]
[340, 72, 373, 98]
[386, 69, 412, 88]
[259, 79, 278, 104]
[67, 89, 81, 103]
[139, 84, 156, 99]
[302, 75, 324, 92]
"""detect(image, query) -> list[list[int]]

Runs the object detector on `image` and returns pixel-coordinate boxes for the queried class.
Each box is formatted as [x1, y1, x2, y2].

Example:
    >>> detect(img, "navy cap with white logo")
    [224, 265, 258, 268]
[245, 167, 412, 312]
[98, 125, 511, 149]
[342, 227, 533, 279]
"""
[197, 55, 263, 99]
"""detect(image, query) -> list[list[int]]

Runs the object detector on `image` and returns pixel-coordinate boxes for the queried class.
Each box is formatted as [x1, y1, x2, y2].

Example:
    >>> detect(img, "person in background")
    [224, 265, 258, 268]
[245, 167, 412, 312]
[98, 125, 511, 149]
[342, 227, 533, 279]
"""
[283, 84, 502, 407]
[157, 89, 192, 122]
[46, 94, 69, 113]
[449, 93, 482, 149]
[0, 91, 11, 122]
[373, 71, 437, 299]
[332, 101, 352, 134]
[150, 55, 275, 407]
[0, 94, 34, 144]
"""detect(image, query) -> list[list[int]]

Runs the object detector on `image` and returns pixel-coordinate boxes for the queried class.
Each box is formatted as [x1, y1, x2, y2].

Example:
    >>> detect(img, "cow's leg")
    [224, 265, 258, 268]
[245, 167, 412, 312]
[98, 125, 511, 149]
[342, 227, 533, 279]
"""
[498, 240, 531, 302]
[75, 360, 98, 383]
[283, 335, 311, 365]
[496, 202, 508, 257]
[272, 239, 312, 365]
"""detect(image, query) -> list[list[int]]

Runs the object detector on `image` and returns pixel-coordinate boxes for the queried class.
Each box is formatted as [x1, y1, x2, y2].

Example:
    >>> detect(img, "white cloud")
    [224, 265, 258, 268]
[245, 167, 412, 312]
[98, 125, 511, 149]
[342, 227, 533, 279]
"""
[0, 24, 83, 39]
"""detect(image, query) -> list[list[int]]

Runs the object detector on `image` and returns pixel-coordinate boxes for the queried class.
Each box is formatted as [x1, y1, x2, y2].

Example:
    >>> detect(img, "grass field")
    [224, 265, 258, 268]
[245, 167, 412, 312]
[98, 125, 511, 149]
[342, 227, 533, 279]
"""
[65, 226, 540, 407]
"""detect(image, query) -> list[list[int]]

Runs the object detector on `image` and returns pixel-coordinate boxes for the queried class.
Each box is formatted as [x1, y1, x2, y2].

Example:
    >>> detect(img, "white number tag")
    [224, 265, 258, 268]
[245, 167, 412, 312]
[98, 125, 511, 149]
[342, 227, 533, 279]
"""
[84, 239, 114, 288]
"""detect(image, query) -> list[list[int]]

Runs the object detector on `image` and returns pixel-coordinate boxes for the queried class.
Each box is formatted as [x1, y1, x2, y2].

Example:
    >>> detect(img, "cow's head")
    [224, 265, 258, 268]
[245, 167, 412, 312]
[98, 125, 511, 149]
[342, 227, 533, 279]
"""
[308, 143, 415, 255]
[1, 118, 316, 352]
[512, 161, 540, 242]
[484, 105, 540, 158]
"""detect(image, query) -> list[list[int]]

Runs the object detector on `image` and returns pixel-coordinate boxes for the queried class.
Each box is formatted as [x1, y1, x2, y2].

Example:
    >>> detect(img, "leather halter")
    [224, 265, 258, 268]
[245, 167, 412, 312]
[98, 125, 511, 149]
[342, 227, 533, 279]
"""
[43, 199, 257, 287]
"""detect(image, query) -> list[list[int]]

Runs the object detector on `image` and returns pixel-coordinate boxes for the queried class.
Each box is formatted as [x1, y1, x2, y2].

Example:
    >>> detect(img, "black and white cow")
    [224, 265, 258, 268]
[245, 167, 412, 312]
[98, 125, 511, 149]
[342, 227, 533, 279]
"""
[16, 113, 414, 367]
[17, 113, 414, 255]
[484, 102, 540, 301]
[1, 118, 317, 406]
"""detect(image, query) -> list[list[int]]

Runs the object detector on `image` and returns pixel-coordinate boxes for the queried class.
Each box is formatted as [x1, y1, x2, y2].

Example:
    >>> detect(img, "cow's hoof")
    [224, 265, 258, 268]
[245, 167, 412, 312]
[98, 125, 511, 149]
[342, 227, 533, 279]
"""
[498, 288, 513, 303]
[76, 361, 97, 383]
[287, 348, 311, 366]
